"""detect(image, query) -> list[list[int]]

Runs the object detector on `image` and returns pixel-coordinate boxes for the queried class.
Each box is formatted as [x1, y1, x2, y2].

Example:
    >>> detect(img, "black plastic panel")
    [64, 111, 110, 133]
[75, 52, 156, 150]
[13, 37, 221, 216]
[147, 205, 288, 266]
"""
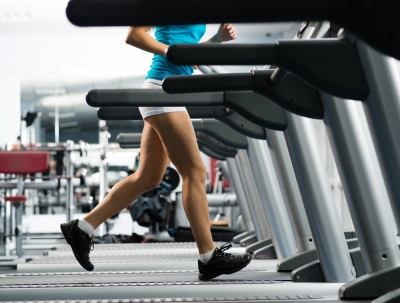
[97, 107, 142, 120]
[198, 144, 226, 160]
[87, 89, 223, 107]
[224, 91, 287, 131]
[163, 74, 252, 93]
[167, 44, 277, 66]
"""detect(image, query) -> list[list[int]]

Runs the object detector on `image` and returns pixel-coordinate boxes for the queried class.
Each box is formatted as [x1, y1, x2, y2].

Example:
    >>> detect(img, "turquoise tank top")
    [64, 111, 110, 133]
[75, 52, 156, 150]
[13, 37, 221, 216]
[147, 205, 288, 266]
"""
[145, 24, 206, 81]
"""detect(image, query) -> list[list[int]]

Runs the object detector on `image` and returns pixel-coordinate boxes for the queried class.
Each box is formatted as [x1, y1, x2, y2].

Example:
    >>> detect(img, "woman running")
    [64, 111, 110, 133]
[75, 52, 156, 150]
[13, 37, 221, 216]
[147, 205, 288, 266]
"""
[61, 23, 251, 280]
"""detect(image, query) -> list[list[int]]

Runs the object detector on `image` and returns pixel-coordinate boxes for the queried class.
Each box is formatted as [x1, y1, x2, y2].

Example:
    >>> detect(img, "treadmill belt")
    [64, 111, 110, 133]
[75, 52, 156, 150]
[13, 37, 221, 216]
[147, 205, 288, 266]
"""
[54, 242, 225, 252]
[28, 253, 198, 263]
[0, 281, 344, 301]
[2, 300, 370, 303]
[48, 247, 246, 257]
[18, 259, 280, 273]
[1, 269, 291, 284]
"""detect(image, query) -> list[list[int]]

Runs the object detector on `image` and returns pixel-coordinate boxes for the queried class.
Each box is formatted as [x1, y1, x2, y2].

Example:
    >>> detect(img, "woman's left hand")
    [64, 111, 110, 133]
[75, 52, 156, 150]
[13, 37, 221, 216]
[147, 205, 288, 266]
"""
[217, 23, 237, 42]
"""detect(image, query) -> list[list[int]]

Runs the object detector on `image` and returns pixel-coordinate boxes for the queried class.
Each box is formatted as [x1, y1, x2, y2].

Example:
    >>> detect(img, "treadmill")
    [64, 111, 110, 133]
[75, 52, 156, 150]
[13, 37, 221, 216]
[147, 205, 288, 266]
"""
[83, 13, 398, 300]
[1, 0, 398, 301]
[15, 115, 286, 273]
[18, 95, 316, 272]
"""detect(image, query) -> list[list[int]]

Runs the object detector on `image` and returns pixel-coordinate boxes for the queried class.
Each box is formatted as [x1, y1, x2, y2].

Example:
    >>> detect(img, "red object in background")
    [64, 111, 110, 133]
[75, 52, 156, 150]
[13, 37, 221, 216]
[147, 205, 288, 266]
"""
[5, 196, 27, 203]
[210, 158, 230, 188]
[0, 151, 49, 175]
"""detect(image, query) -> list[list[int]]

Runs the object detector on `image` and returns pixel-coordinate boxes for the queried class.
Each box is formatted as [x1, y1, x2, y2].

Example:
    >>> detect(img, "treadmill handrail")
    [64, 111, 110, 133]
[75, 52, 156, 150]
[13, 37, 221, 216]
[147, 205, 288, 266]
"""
[163, 72, 323, 119]
[198, 144, 226, 161]
[93, 90, 288, 130]
[165, 40, 370, 101]
[196, 131, 238, 153]
[196, 134, 238, 157]
[116, 133, 141, 145]
[87, 89, 223, 107]
[98, 105, 266, 140]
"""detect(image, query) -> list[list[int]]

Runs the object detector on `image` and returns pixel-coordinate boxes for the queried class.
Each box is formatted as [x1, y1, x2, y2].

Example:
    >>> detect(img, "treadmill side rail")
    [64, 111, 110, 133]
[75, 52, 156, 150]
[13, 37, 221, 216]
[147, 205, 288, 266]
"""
[246, 238, 273, 254]
[339, 266, 400, 299]
[233, 231, 256, 244]
[239, 234, 258, 247]
[291, 260, 325, 282]
[277, 249, 318, 272]
[349, 248, 367, 278]
[372, 288, 400, 303]
[253, 244, 277, 260]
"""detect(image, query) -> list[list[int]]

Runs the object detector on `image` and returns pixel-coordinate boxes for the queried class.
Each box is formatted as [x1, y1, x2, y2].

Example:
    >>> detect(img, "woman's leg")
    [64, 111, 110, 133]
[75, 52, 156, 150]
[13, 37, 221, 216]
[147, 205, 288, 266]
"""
[146, 111, 215, 254]
[84, 121, 170, 229]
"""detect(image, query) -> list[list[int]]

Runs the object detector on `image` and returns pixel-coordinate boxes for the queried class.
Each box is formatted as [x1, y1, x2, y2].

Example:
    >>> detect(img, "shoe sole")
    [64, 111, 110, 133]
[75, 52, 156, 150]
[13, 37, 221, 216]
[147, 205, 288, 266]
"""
[198, 258, 252, 280]
[60, 223, 94, 271]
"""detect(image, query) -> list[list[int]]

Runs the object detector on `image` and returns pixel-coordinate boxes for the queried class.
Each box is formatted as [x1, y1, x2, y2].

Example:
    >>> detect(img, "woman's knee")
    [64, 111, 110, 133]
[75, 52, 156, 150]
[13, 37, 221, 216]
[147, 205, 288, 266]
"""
[127, 172, 164, 192]
[180, 163, 207, 184]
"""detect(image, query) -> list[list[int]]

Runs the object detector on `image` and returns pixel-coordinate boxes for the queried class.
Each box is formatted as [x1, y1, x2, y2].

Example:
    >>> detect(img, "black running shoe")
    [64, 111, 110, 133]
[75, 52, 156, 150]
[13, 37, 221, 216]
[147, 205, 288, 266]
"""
[60, 219, 94, 271]
[198, 242, 252, 280]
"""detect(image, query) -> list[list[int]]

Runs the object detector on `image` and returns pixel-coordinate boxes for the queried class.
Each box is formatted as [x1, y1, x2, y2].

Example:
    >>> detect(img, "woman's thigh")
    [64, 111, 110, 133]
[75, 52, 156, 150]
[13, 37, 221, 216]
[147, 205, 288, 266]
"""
[145, 112, 205, 179]
[135, 121, 170, 183]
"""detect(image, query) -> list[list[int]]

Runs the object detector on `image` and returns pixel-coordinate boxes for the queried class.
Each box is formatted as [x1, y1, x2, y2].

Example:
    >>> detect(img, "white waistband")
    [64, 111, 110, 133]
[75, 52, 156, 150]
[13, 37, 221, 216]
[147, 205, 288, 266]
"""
[145, 79, 163, 85]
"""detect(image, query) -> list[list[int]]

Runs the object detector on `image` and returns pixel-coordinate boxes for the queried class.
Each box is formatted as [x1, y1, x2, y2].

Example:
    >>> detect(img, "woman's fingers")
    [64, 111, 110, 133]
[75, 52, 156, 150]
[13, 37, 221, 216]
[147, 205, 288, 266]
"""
[219, 23, 237, 41]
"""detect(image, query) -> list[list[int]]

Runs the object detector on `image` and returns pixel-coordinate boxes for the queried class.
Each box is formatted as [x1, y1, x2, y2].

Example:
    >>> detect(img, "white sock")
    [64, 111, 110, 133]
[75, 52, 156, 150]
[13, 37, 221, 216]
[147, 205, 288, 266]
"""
[78, 219, 95, 238]
[199, 247, 216, 264]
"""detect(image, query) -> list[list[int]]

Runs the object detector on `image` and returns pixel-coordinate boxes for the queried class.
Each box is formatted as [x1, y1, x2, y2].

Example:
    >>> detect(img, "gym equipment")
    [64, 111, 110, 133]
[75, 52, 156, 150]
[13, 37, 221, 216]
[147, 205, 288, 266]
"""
[33, 141, 85, 222]
[216, 161, 255, 243]
[160, 22, 400, 297]
[103, 113, 284, 259]
[198, 144, 225, 161]
[10, 2, 396, 302]
[107, 110, 346, 267]
[0, 152, 50, 258]
[93, 90, 347, 270]
[163, 31, 400, 249]
[118, 131, 237, 159]
[92, 92, 288, 132]
[196, 132, 238, 158]
[91, 22, 368, 285]
[0, 275, 340, 301]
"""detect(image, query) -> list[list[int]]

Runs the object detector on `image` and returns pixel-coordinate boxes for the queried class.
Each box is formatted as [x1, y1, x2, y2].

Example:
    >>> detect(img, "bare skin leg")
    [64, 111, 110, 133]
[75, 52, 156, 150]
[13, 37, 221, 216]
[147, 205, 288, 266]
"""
[84, 122, 170, 229]
[84, 112, 215, 254]
[146, 112, 215, 254]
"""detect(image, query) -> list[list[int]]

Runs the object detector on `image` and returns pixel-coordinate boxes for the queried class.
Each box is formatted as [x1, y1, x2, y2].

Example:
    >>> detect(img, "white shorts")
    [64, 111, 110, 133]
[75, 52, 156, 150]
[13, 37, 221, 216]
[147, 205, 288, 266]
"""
[139, 79, 188, 119]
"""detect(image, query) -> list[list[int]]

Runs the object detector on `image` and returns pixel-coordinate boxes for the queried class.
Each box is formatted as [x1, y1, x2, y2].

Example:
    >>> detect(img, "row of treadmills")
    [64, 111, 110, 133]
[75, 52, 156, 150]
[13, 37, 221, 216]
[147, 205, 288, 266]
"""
[2, 0, 400, 302]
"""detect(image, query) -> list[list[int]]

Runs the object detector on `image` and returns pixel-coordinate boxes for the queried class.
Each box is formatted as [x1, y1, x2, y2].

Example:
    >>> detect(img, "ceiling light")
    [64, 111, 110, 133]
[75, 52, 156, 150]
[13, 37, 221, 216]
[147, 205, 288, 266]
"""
[35, 88, 67, 95]
[0, 13, 32, 22]
[48, 112, 76, 119]
[61, 127, 81, 134]
[59, 121, 79, 128]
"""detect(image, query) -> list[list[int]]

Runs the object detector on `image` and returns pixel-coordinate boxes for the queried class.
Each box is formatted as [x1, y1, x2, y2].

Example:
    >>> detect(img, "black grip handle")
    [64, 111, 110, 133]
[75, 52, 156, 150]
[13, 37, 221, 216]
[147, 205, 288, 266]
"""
[66, 0, 324, 27]
[87, 89, 223, 107]
[163, 73, 252, 94]
[167, 44, 277, 66]
[97, 108, 142, 120]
